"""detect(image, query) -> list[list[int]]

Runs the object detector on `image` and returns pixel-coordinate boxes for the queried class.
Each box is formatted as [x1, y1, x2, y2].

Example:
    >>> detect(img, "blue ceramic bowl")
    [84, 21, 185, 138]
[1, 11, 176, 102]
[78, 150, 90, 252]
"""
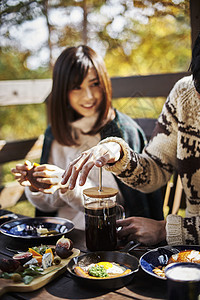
[140, 245, 200, 280]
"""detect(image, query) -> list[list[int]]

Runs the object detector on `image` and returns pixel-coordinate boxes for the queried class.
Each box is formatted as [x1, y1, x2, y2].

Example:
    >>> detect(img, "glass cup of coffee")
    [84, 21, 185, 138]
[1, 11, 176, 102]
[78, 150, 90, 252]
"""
[83, 187, 124, 251]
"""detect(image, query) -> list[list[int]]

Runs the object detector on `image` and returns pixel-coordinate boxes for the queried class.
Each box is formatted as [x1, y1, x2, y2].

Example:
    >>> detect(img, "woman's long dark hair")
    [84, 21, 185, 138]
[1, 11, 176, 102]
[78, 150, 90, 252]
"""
[49, 45, 112, 146]
[190, 33, 200, 81]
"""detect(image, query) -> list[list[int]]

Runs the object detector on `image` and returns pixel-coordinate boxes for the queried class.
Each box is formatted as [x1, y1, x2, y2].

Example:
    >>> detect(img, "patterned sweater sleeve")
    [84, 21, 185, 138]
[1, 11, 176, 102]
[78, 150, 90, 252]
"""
[100, 78, 182, 192]
[100, 98, 177, 193]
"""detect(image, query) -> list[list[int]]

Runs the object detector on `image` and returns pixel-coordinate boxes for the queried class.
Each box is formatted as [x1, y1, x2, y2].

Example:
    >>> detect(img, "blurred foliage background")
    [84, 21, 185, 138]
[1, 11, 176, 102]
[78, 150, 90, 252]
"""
[0, 0, 191, 187]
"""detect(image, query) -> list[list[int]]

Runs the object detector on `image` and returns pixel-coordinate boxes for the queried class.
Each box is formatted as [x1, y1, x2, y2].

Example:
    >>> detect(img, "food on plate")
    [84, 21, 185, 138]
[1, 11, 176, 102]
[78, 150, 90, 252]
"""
[55, 236, 73, 259]
[42, 252, 53, 269]
[152, 265, 166, 278]
[0, 243, 69, 285]
[13, 252, 33, 265]
[22, 224, 59, 237]
[167, 250, 200, 264]
[24, 258, 39, 266]
[74, 261, 131, 279]
[0, 258, 21, 273]
[11, 273, 22, 282]
[53, 256, 62, 265]
[24, 160, 52, 190]
[153, 249, 200, 278]
[28, 248, 43, 264]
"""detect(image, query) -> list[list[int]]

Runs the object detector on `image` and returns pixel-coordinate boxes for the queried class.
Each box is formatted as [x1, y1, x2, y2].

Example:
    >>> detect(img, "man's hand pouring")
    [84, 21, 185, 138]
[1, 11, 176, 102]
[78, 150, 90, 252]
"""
[61, 141, 122, 189]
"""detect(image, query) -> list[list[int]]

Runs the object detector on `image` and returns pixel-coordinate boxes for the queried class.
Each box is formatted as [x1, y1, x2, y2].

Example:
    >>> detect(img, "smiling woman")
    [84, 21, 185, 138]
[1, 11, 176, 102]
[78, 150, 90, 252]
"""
[11, 45, 163, 230]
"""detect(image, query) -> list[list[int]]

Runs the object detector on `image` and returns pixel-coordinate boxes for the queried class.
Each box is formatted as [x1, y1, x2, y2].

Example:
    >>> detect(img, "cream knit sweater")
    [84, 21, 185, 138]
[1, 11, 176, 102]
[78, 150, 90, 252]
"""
[100, 75, 200, 245]
[25, 115, 124, 230]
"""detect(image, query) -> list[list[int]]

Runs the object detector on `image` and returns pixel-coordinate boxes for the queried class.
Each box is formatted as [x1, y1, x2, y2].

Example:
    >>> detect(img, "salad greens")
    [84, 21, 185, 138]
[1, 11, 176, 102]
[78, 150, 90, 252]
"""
[31, 245, 50, 255]
[0, 265, 43, 284]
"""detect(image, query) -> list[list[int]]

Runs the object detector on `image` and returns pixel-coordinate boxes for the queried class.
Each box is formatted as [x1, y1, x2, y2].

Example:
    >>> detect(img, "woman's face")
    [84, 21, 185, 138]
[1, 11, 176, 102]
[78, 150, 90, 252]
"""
[68, 67, 103, 117]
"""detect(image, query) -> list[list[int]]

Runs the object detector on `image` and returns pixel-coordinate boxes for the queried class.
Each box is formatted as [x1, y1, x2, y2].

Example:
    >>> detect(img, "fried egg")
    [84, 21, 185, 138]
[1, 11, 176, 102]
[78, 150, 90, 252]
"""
[75, 261, 132, 279]
[83, 261, 125, 274]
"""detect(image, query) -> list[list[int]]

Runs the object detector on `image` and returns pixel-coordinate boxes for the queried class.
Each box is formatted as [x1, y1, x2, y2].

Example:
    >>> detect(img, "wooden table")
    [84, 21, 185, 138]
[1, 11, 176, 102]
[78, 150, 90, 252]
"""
[0, 220, 168, 300]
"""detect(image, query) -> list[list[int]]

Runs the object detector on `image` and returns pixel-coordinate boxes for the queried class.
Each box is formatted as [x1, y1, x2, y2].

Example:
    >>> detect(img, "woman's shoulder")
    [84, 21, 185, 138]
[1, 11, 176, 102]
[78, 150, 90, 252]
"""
[115, 109, 139, 126]
[115, 109, 132, 121]
[114, 110, 146, 151]
[115, 110, 145, 134]
[44, 125, 54, 139]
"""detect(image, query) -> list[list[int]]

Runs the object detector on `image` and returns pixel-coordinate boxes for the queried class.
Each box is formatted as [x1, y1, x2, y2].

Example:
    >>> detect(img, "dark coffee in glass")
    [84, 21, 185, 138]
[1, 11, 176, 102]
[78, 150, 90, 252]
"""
[85, 199, 117, 251]
[83, 186, 123, 252]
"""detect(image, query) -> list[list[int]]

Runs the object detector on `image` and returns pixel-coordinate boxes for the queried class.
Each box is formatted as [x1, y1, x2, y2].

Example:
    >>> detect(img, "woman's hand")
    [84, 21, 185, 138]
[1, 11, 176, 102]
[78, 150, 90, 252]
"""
[11, 163, 31, 187]
[117, 217, 166, 246]
[61, 142, 121, 189]
[30, 164, 67, 194]
[12, 163, 67, 194]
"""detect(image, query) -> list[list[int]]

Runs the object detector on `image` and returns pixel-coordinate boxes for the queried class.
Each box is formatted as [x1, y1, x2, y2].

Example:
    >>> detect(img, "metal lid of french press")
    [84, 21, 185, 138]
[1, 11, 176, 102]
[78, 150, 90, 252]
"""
[83, 167, 118, 198]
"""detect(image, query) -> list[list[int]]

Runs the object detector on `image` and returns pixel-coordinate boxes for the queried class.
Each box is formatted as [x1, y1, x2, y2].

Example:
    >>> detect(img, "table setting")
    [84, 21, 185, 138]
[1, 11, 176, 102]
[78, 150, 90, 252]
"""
[0, 170, 199, 300]
[0, 212, 168, 300]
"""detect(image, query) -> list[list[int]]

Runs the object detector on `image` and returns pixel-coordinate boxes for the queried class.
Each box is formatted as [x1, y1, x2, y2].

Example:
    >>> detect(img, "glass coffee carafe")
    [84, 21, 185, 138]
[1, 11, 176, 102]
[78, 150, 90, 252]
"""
[83, 186, 124, 251]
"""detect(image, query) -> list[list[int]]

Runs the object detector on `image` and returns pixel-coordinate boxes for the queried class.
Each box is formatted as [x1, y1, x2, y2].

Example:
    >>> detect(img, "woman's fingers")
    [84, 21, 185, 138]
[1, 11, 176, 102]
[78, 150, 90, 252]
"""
[34, 164, 58, 172]
[33, 170, 58, 178]
[39, 185, 60, 194]
[36, 177, 59, 185]
[14, 174, 23, 180]
[32, 165, 64, 180]
[11, 166, 28, 185]
[61, 152, 91, 185]
[79, 161, 96, 186]
[68, 154, 92, 189]
[62, 142, 121, 188]
[18, 179, 31, 187]
[11, 167, 27, 176]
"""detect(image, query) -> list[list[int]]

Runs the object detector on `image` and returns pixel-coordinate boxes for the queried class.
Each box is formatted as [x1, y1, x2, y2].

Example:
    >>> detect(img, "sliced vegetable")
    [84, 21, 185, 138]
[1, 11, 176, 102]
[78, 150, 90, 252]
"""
[28, 248, 43, 263]
[28, 248, 42, 257]
[45, 248, 54, 260]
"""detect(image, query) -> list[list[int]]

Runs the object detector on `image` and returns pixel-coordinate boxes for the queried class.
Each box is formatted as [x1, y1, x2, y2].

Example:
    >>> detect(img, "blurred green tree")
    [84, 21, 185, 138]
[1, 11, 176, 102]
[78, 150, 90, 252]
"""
[0, 0, 190, 72]
[0, 0, 191, 139]
[0, 0, 191, 186]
